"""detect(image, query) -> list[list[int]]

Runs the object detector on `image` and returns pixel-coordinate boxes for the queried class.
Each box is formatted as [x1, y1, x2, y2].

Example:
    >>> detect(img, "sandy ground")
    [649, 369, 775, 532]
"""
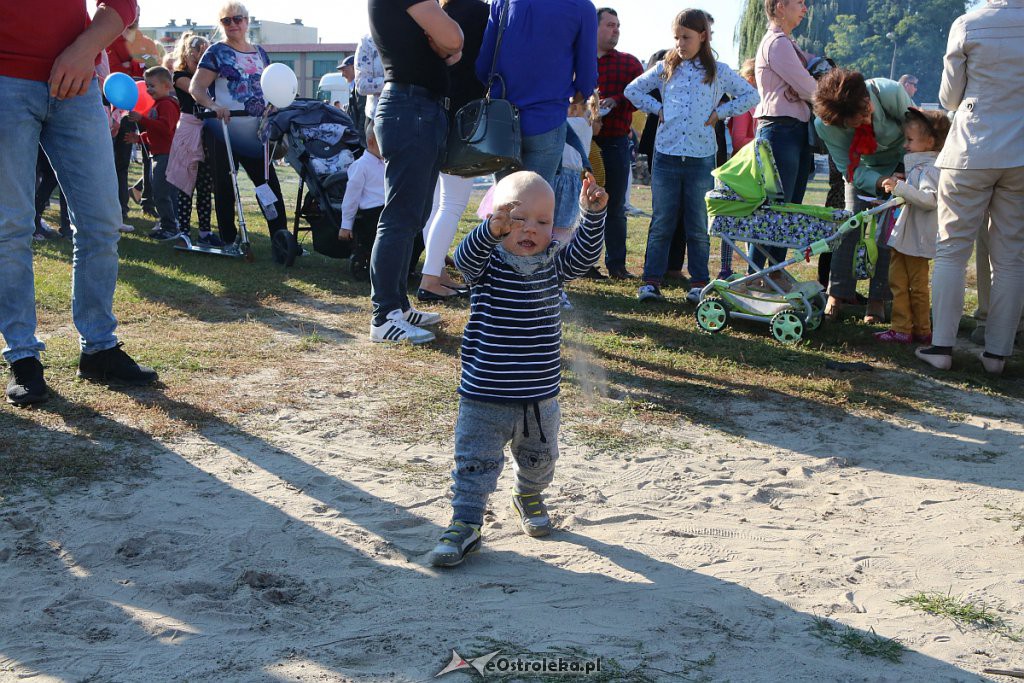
[1, 333, 1022, 683]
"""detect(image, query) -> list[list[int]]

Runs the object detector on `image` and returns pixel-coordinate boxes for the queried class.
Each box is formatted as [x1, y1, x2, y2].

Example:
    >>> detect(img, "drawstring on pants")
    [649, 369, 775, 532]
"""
[521, 402, 547, 443]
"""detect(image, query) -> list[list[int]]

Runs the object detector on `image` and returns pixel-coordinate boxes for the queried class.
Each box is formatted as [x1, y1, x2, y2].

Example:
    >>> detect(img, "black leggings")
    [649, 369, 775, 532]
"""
[177, 159, 214, 231]
[206, 127, 287, 244]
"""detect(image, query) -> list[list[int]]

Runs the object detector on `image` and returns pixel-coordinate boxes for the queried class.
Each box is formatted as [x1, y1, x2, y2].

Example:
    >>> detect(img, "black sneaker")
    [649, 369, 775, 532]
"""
[78, 343, 158, 385]
[6, 357, 49, 406]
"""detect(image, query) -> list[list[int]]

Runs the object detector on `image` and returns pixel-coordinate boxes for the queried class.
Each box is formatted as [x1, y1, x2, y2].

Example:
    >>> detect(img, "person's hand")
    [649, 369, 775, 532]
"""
[127, 110, 142, 122]
[338, 228, 353, 241]
[880, 176, 899, 194]
[658, 107, 665, 125]
[49, 41, 101, 99]
[580, 172, 608, 212]
[487, 200, 522, 239]
[444, 50, 462, 66]
[213, 105, 231, 122]
[705, 111, 720, 127]
[600, 97, 617, 113]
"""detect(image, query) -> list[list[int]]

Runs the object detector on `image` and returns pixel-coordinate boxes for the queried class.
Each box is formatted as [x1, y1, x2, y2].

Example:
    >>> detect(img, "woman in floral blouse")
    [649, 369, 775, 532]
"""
[189, 1, 287, 251]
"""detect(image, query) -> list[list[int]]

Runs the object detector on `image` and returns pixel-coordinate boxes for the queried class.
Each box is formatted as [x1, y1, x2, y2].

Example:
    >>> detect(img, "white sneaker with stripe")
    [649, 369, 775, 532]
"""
[370, 309, 435, 344]
[403, 306, 441, 327]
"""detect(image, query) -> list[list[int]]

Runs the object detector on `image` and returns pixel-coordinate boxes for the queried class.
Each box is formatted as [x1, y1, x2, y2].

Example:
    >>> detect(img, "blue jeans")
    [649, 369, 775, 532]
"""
[643, 152, 714, 285]
[497, 120, 566, 189]
[596, 135, 631, 269]
[150, 154, 178, 230]
[371, 87, 447, 325]
[748, 118, 813, 269]
[0, 76, 121, 364]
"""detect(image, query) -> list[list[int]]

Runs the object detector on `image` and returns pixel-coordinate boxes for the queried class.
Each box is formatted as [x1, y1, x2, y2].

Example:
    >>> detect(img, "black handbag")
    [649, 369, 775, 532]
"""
[440, 0, 522, 177]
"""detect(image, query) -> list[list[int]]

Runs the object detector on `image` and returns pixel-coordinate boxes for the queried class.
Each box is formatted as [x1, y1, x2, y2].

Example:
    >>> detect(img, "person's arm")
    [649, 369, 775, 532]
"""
[340, 160, 366, 233]
[892, 166, 939, 210]
[136, 101, 177, 139]
[190, 66, 230, 121]
[940, 16, 967, 111]
[50, 3, 137, 99]
[623, 64, 663, 116]
[557, 175, 607, 280]
[355, 36, 385, 96]
[714, 65, 760, 121]
[765, 35, 817, 102]
[572, 7, 599, 99]
[407, 0, 464, 60]
[174, 75, 191, 94]
[455, 200, 521, 284]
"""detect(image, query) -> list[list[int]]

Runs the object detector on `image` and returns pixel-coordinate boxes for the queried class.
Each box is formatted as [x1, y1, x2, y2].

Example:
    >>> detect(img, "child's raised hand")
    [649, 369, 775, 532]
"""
[580, 172, 608, 212]
[880, 176, 899, 194]
[488, 200, 522, 238]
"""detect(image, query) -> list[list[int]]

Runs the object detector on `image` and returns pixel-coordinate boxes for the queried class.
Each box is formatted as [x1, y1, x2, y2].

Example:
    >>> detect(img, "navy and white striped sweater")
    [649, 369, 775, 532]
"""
[453, 209, 606, 403]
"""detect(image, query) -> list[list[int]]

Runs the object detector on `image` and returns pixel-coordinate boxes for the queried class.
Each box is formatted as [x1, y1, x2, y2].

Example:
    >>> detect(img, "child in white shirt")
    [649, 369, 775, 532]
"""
[339, 130, 385, 269]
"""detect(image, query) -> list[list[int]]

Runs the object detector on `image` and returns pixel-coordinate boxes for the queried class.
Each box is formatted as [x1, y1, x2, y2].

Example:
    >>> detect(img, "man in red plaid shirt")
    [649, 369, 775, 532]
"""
[592, 7, 642, 280]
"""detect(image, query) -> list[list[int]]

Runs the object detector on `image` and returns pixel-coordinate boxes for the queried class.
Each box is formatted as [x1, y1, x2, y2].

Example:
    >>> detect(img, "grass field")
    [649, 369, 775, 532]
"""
[1, 166, 1015, 494]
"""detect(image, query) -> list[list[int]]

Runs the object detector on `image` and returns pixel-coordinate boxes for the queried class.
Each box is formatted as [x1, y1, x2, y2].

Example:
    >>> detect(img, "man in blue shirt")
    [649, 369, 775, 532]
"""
[475, 0, 598, 187]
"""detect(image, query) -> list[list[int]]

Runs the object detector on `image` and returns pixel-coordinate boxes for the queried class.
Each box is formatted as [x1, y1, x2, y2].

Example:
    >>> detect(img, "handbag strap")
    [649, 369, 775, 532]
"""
[485, 0, 511, 99]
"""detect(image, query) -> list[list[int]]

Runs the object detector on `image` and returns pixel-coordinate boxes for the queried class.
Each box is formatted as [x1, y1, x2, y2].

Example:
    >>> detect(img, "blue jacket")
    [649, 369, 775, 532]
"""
[475, 0, 598, 137]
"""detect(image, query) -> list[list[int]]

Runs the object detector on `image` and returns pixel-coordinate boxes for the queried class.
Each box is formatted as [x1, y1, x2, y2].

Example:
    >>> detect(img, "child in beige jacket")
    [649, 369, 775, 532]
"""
[876, 108, 951, 344]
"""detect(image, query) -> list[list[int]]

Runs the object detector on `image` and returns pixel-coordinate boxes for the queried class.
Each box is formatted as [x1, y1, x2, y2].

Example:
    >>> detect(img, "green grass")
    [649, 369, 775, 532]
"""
[2, 167, 1018, 496]
[810, 615, 905, 662]
[895, 591, 1024, 642]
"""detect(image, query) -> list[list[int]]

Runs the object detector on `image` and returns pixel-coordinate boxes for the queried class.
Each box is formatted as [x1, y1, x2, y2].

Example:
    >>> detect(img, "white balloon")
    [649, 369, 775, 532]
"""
[261, 63, 298, 109]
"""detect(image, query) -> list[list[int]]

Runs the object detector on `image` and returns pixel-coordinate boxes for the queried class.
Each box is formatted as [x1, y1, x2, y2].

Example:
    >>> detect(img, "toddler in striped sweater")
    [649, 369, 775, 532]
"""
[427, 171, 607, 568]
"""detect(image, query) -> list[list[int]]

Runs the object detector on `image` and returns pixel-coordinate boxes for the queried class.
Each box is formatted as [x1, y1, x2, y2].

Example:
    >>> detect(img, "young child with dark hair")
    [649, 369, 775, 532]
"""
[129, 66, 181, 240]
[876, 108, 951, 344]
[427, 171, 607, 568]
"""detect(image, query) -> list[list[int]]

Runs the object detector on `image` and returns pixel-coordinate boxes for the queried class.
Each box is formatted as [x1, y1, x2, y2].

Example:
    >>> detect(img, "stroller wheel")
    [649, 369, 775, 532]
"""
[695, 297, 729, 334]
[350, 253, 370, 281]
[802, 293, 827, 332]
[770, 310, 804, 344]
[271, 230, 299, 267]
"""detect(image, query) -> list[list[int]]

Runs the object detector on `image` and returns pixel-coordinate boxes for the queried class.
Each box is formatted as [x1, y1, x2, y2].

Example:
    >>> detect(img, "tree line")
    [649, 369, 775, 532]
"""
[735, 0, 972, 105]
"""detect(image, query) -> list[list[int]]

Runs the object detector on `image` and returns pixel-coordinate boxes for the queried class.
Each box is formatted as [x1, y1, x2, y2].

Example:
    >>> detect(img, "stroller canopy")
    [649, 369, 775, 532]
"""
[708, 139, 785, 218]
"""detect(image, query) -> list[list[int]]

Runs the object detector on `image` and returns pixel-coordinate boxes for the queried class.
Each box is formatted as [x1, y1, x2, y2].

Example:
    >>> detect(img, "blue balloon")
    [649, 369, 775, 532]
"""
[103, 72, 138, 110]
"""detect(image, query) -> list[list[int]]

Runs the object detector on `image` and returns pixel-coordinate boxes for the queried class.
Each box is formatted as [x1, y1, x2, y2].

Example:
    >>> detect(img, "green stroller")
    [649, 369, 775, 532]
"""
[699, 139, 902, 343]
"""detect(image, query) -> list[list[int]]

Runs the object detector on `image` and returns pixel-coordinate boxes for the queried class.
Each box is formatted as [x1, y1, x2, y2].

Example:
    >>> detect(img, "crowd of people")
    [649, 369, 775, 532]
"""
[2, 0, 1022, 563]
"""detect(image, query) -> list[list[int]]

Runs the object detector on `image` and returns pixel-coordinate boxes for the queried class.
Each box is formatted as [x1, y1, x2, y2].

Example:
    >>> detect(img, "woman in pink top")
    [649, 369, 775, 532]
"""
[749, 0, 818, 270]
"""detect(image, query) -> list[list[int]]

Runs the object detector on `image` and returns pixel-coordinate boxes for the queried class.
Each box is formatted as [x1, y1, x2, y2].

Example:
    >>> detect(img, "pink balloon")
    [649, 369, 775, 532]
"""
[133, 80, 155, 114]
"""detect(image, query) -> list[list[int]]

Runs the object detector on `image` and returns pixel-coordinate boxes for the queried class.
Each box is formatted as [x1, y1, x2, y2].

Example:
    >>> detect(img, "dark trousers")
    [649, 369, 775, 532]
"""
[35, 147, 70, 231]
[370, 87, 447, 325]
[596, 135, 631, 269]
[207, 127, 287, 244]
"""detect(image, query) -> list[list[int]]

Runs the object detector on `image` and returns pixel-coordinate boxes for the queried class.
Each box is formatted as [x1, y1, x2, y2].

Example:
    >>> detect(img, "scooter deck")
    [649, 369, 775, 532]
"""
[173, 243, 244, 258]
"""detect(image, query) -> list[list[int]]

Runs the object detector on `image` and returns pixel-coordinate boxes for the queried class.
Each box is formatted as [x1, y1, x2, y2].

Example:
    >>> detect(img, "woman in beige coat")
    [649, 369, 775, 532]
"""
[917, 0, 1024, 375]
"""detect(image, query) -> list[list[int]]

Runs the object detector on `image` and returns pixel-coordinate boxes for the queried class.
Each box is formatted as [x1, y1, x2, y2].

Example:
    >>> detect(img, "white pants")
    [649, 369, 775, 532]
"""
[933, 167, 1024, 355]
[421, 173, 474, 278]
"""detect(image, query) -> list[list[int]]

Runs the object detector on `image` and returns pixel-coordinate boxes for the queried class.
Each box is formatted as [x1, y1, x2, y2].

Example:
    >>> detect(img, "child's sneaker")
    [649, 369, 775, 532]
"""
[427, 521, 481, 567]
[716, 269, 734, 280]
[403, 306, 442, 327]
[685, 286, 704, 304]
[637, 283, 664, 302]
[197, 231, 225, 248]
[912, 332, 932, 345]
[118, 222, 135, 234]
[149, 226, 180, 241]
[559, 290, 574, 311]
[510, 492, 552, 537]
[873, 329, 912, 344]
[371, 309, 435, 344]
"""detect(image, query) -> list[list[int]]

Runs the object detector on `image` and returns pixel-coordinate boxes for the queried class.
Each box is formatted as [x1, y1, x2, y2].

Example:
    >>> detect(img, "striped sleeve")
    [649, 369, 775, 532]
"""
[556, 209, 606, 282]
[454, 221, 503, 285]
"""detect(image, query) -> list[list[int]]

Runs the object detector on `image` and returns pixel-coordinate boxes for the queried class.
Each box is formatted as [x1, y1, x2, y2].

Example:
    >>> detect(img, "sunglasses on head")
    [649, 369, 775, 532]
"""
[220, 15, 247, 26]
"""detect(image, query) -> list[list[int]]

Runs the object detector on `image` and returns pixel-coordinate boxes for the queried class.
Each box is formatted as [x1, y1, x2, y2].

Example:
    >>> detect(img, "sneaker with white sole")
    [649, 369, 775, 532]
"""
[118, 223, 135, 234]
[403, 306, 441, 327]
[510, 492, 553, 537]
[427, 521, 482, 567]
[685, 287, 704, 304]
[637, 283, 664, 302]
[371, 309, 435, 344]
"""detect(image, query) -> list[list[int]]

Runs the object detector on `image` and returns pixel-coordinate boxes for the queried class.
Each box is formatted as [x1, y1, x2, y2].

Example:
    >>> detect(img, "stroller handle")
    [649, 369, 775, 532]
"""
[860, 195, 905, 215]
[804, 196, 905, 259]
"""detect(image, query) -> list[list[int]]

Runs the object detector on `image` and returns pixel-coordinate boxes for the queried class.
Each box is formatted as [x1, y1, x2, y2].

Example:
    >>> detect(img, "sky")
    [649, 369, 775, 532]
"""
[136, 0, 743, 67]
